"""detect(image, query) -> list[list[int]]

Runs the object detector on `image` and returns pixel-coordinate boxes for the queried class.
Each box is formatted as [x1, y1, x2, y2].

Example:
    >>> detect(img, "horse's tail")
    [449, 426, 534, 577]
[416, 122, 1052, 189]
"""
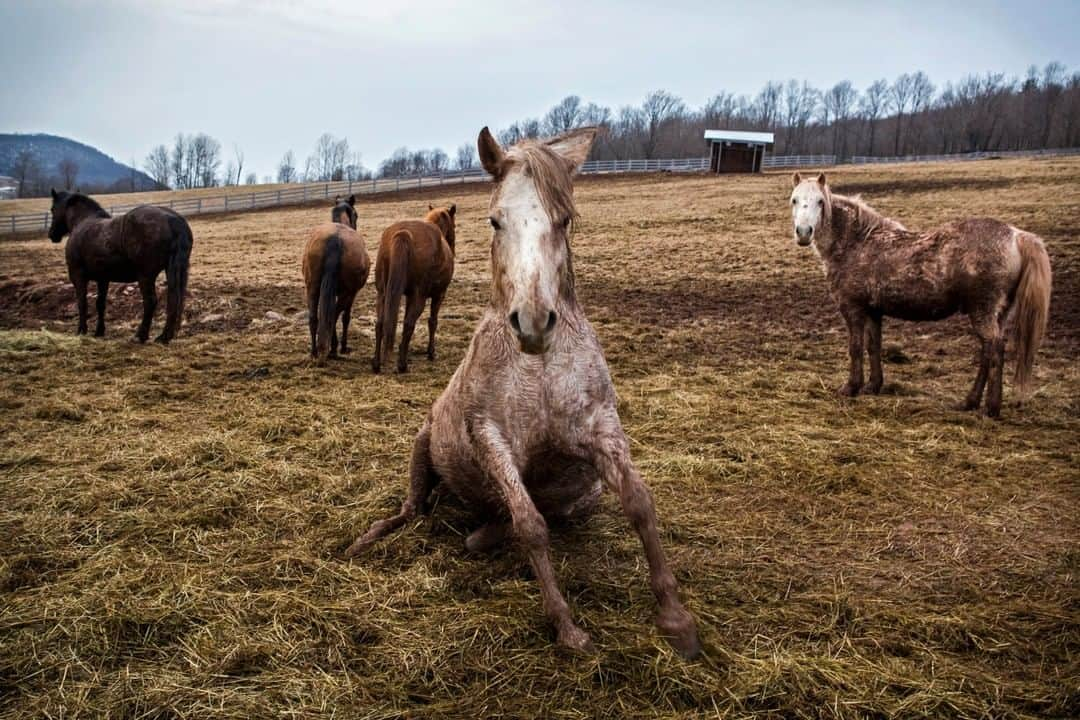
[1012, 232, 1052, 399]
[315, 234, 343, 362]
[380, 229, 411, 361]
[161, 213, 193, 343]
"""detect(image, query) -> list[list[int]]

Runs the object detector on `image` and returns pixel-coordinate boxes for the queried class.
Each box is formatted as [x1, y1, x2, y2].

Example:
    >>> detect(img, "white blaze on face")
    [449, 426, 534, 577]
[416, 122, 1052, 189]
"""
[790, 181, 826, 247]
[492, 166, 565, 351]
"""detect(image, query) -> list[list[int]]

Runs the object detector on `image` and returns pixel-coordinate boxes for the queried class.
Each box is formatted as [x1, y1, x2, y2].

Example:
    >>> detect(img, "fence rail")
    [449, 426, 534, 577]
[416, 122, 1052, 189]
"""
[3, 147, 1078, 235]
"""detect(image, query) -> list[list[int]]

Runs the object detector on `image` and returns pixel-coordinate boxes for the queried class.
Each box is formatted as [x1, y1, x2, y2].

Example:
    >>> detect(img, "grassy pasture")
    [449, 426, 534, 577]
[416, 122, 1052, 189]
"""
[0, 158, 1077, 718]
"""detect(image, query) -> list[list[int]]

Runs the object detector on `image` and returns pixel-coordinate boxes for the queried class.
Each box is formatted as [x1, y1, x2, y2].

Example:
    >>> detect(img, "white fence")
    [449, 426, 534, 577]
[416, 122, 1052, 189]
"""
[850, 147, 1080, 164]
[4, 147, 1077, 235]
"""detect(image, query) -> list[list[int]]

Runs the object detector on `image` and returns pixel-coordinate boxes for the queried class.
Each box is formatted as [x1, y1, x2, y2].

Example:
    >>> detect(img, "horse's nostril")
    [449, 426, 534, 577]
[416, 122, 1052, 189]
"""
[509, 311, 521, 334]
[545, 311, 557, 332]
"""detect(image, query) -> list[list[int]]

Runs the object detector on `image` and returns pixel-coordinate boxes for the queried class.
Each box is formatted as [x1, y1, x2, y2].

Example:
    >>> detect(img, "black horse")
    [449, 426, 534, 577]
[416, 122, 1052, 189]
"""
[48, 190, 193, 343]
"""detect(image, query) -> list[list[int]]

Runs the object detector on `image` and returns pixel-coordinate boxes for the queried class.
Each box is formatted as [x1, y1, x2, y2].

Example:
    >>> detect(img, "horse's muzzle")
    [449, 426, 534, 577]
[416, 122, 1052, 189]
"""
[795, 226, 814, 247]
[509, 308, 557, 355]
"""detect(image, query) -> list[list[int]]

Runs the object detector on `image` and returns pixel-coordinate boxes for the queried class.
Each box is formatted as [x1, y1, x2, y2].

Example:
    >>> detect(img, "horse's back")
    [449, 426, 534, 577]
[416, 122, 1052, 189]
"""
[377, 220, 453, 291]
[303, 223, 369, 294]
[68, 207, 184, 281]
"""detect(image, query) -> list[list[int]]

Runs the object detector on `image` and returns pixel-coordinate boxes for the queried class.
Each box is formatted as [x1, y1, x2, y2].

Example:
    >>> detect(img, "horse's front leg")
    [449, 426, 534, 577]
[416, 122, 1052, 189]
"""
[473, 420, 592, 652]
[339, 293, 356, 355]
[838, 308, 866, 396]
[588, 423, 700, 659]
[72, 273, 89, 335]
[93, 280, 110, 337]
[865, 315, 883, 394]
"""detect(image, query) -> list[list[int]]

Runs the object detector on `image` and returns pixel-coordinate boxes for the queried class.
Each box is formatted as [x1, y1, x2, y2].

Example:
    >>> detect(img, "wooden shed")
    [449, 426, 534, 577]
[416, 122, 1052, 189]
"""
[704, 130, 775, 173]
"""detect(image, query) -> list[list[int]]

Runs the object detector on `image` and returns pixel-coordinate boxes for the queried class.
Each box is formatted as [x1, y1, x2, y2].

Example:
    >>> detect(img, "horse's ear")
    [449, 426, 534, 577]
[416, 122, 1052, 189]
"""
[448, 203, 456, 217]
[478, 126, 505, 178]
[546, 126, 597, 174]
[792, 172, 801, 187]
[51, 188, 58, 200]
[347, 194, 356, 206]
[334, 195, 341, 204]
[428, 203, 434, 211]
[817, 172, 827, 186]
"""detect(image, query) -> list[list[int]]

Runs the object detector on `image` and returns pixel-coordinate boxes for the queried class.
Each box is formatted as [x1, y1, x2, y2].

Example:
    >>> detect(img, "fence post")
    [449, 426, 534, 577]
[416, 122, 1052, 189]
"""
[197, 198, 202, 213]
[396, 177, 400, 192]
[324, 184, 329, 199]
[11, 216, 14, 233]
[224, 195, 228, 211]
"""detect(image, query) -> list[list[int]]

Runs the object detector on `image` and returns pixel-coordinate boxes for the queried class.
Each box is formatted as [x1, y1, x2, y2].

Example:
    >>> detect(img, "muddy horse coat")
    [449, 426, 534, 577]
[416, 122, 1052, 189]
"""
[790, 172, 1052, 417]
[48, 190, 192, 343]
[302, 195, 371, 363]
[347, 127, 700, 657]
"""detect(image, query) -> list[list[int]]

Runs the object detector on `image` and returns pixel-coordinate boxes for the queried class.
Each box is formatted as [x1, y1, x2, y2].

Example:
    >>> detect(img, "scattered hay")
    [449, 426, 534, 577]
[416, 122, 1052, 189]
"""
[1, 159, 1078, 717]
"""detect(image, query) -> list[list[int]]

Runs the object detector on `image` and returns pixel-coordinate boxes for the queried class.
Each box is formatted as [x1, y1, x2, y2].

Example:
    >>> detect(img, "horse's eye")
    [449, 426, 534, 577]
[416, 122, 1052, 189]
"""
[791, 198, 797, 205]
[818, 199, 824, 207]
[561, 216, 572, 230]
[489, 217, 501, 231]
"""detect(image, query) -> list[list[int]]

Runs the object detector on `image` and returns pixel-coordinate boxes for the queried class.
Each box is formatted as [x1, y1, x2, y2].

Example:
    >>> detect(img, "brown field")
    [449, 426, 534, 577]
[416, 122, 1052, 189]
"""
[1, 159, 1078, 718]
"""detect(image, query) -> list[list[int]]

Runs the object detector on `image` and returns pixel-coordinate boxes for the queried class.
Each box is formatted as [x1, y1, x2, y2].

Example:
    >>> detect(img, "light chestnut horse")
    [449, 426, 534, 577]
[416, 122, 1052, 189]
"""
[301, 195, 370, 363]
[347, 127, 700, 658]
[371, 204, 456, 373]
[791, 172, 1052, 417]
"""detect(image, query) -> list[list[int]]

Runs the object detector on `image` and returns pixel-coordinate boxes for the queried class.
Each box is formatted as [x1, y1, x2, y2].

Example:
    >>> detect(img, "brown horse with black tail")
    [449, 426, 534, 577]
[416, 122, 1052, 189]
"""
[48, 189, 192, 343]
[371, 204, 456, 373]
[791, 172, 1052, 417]
[302, 195, 371, 363]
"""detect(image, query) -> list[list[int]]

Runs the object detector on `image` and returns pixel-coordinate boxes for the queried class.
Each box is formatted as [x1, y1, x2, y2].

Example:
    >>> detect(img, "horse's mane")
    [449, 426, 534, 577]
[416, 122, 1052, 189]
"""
[63, 193, 110, 219]
[830, 192, 906, 242]
[504, 140, 578, 224]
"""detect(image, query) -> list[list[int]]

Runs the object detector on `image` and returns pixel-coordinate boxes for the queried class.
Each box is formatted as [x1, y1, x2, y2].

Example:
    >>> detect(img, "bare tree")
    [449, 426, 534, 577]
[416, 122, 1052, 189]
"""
[277, 150, 297, 183]
[455, 142, 477, 171]
[544, 95, 583, 135]
[11, 149, 40, 198]
[860, 79, 889, 155]
[232, 144, 244, 186]
[824, 81, 858, 158]
[889, 73, 917, 154]
[244, 172, 257, 185]
[145, 144, 171, 188]
[170, 134, 188, 189]
[57, 157, 79, 189]
[640, 90, 685, 158]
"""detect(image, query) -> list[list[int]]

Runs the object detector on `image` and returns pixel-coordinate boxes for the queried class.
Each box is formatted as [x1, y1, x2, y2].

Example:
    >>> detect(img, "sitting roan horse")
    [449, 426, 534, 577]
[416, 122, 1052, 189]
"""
[347, 127, 700, 657]
[301, 195, 371, 363]
[790, 172, 1052, 417]
[371, 203, 456, 373]
[48, 189, 193, 343]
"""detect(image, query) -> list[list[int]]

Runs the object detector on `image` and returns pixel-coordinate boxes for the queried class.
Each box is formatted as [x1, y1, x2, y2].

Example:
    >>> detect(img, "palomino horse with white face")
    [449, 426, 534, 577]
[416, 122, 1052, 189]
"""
[790, 172, 1052, 417]
[347, 127, 700, 657]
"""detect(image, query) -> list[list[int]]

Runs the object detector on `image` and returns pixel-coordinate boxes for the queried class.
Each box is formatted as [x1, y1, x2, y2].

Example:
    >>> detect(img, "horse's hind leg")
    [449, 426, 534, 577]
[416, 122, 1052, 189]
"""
[372, 290, 384, 373]
[427, 290, 446, 361]
[963, 310, 1003, 415]
[345, 419, 440, 556]
[865, 315, 884, 394]
[307, 288, 319, 358]
[135, 276, 158, 343]
[339, 292, 356, 355]
[396, 292, 426, 373]
[93, 281, 109, 337]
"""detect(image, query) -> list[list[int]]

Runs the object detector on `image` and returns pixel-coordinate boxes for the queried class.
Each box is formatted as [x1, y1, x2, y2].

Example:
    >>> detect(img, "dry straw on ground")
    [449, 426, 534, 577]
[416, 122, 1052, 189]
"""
[1, 159, 1078, 718]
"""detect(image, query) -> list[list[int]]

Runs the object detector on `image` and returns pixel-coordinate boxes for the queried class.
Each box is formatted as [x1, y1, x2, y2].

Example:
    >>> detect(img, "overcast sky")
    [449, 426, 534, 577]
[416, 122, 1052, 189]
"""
[2, 0, 1078, 179]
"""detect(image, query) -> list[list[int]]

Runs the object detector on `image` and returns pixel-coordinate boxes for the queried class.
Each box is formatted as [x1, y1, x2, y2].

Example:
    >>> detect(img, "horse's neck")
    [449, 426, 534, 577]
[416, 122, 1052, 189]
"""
[68, 201, 109, 230]
[823, 199, 875, 259]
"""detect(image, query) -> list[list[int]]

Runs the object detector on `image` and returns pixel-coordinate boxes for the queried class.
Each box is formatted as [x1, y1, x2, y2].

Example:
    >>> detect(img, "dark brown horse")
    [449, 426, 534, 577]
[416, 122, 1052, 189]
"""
[371, 204, 456, 373]
[791, 172, 1052, 417]
[347, 127, 699, 657]
[48, 189, 192, 343]
[302, 195, 371, 363]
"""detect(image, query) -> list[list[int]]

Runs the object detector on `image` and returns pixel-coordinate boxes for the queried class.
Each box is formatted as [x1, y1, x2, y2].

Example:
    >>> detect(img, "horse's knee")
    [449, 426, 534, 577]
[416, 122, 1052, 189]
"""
[513, 510, 550, 552]
[621, 481, 656, 529]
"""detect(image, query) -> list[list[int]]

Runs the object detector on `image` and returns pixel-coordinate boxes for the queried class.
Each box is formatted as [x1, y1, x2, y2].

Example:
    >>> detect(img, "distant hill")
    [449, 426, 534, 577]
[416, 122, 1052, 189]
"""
[0, 133, 160, 195]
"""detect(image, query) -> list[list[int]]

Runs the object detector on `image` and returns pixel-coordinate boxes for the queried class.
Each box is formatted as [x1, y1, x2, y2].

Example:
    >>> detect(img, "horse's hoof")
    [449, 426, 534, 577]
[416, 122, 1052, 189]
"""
[464, 523, 508, 553]
[956, 400, 980, 412]
[371, 362, 381, 374]
[862, 382, 882, 396]
[657, 608, 701, 659]
[836, 383, 860, 398]
[427, 351, 436, 361]
[396, 364, 409, 374]
[339, 347, 352, 355]
[557, 624, 595, 654]
[153, 334, 169, 345]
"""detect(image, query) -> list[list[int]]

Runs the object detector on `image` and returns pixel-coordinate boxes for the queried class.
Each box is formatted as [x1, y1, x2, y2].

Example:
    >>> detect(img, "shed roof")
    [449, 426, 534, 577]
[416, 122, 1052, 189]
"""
[704, 130, 775, 145]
